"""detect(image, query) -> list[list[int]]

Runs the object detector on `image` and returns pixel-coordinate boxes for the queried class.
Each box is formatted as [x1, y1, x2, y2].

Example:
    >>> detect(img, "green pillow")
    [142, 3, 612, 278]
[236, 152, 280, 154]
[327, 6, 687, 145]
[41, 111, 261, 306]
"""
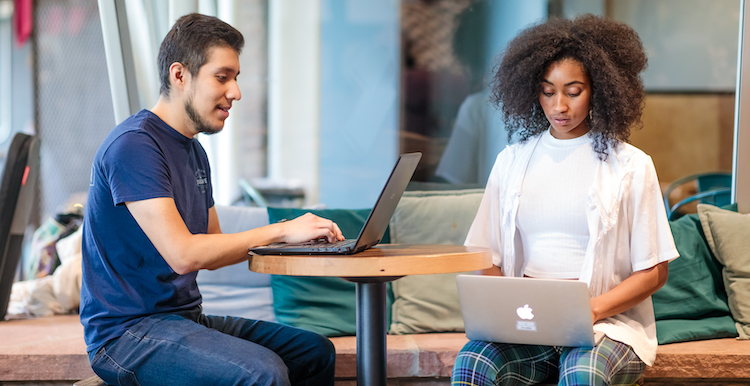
[698, 204, 750, 339]
[388, 189, 484, 334]
[655, 316, 738, 344]
[652, 209, 738, 344]
[654, 212, 730, 319]
[267, 207, 392, 337]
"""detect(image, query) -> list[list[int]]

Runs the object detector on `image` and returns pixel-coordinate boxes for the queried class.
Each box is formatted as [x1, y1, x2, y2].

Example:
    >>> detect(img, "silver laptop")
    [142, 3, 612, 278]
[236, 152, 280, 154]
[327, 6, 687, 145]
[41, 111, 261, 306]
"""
[456, 275, 603, 347]
[248, 152, 421, 255]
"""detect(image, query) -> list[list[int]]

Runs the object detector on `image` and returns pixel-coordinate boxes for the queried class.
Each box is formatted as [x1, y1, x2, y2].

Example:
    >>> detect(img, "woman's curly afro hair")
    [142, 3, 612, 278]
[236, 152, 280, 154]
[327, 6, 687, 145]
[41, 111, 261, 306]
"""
[489, 14, 648, 160]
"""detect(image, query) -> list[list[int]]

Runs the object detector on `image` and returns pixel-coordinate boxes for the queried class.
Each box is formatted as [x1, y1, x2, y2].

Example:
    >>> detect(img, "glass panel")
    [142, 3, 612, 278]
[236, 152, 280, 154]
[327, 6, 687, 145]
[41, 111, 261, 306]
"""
[0, 1, 34, 166]
[102, 0, 269, 205]
[318, 0, 401, 208]
[563, 0, 738, 213]
[399, 0, 546, 186]
[36, 0, 115, 218]
[398, 0, 739, 218]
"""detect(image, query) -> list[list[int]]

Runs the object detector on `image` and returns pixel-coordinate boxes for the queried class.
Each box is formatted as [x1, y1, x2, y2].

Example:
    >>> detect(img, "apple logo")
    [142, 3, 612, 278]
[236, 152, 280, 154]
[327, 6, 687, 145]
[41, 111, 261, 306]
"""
[516, 304, 534, 320]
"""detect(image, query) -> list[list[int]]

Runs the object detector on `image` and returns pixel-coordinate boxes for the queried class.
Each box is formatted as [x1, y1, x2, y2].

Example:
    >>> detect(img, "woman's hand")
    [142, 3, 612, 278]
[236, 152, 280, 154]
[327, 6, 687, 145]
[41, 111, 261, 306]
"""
[477, 264, 503, 276]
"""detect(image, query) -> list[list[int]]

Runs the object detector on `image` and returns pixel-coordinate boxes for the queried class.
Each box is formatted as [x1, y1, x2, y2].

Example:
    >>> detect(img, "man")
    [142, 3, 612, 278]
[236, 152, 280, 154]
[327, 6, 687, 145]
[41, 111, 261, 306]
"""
[80, 13, 343, 386]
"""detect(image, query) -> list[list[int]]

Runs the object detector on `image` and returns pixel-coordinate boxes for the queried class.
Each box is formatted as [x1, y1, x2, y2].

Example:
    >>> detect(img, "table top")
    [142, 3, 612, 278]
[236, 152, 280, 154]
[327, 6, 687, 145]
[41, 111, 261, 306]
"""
[248, 244, 491, 277]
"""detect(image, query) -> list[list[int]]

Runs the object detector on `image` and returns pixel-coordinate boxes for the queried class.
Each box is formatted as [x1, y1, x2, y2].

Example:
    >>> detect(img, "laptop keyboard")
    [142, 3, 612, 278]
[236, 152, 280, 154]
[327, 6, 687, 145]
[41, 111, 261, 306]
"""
[272, 238, 355, 251]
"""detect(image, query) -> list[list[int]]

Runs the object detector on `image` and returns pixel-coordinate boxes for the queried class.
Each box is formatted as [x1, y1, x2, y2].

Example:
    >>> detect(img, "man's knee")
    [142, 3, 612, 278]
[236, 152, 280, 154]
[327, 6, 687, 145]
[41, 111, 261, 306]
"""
[237, 355, 291, 386]
[315, 332, 336, 357]
[302, 331, 336, 373]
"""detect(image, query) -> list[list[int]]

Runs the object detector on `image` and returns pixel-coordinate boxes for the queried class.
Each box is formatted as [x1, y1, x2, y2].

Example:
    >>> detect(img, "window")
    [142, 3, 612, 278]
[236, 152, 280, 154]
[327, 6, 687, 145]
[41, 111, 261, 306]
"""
[398, 0, 738, 196]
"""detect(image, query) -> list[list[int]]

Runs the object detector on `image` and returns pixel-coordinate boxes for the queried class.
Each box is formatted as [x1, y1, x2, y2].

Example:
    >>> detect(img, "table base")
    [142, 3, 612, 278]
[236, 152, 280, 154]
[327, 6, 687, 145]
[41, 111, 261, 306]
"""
[347, 277, 401, 386]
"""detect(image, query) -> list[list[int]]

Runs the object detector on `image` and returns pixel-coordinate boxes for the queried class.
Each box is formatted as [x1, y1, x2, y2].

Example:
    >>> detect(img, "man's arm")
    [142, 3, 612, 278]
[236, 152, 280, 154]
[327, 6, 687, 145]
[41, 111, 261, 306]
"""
[207, 206, 222, 234]
[126, 197, 343, 274]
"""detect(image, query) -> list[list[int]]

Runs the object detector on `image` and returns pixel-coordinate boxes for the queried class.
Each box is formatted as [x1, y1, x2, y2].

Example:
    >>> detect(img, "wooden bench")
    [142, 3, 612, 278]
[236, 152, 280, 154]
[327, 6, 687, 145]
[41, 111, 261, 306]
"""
[1, 315, 748, 385]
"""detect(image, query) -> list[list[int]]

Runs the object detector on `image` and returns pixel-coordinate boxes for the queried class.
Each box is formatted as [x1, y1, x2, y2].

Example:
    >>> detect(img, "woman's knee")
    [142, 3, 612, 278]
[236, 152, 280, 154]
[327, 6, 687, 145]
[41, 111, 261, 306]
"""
[451, 341, 503, 386]
[452, 341, 559, 386]
[558, 339, 645, 386]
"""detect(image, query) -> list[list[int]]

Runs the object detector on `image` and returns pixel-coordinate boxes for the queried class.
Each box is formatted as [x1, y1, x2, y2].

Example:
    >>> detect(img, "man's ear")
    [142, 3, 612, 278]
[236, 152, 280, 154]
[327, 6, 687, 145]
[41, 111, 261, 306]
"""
[169, 62, 190, 92]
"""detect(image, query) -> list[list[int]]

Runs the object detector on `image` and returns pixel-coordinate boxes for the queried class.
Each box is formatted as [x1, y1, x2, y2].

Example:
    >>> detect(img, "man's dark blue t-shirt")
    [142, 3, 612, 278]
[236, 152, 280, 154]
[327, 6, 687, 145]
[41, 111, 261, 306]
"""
[80, 110, 214, 353]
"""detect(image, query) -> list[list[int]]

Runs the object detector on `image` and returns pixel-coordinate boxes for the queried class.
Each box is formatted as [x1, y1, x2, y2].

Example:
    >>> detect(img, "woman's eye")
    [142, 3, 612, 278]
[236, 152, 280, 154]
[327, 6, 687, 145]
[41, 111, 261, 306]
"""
[542, 92, 554, 97]
[217, 76, 227, 82]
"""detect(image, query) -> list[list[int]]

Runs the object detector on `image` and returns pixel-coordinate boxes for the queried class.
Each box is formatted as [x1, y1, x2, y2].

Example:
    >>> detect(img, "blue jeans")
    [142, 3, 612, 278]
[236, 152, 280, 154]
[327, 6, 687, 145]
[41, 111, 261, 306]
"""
[88, 308, 335, 386]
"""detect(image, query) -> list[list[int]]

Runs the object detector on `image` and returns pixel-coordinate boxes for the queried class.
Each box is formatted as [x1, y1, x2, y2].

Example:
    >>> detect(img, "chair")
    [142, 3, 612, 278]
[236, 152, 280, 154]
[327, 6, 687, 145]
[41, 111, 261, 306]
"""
[668, 188, 732, 221]
[238, 178, 268, 207]
[238, 178, 305, 208]
[663, 172, 732, 221]
[0, 133, 40, 321]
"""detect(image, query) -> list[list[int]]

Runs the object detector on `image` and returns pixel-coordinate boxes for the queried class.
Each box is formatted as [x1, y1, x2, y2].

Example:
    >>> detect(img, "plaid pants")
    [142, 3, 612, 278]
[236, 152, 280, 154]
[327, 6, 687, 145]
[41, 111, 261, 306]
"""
[451, 336, 646, 386]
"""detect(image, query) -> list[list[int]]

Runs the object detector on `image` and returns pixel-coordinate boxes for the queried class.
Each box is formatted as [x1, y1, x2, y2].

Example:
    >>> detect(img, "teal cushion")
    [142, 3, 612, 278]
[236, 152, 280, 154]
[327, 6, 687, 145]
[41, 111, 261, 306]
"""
[655, 316, 738, 344]
[267, 207, 392, 337]
[387, 189, 484, 334]
[653, 207, 738, 344]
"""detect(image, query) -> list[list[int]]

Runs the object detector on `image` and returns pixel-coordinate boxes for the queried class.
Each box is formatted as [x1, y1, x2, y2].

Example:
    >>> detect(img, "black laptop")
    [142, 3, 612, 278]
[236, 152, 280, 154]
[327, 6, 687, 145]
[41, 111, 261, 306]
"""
[248, 152, 421, 255]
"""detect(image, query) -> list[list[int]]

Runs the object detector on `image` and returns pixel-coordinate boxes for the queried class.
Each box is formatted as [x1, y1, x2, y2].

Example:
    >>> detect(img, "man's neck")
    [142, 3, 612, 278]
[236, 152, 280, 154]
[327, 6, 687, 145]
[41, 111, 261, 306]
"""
[151, 97, 196, 139]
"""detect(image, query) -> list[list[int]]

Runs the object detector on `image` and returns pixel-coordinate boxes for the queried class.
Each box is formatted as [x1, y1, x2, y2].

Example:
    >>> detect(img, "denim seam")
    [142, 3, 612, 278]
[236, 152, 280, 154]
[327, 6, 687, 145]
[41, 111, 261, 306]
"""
[128, 330, 268, 384]
[101, 349, 142, 386]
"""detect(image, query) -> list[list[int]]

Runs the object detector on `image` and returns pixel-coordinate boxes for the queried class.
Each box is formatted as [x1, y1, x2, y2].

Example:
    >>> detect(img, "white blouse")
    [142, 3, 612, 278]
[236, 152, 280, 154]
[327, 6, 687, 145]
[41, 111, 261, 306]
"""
[465, 132, 679, 366]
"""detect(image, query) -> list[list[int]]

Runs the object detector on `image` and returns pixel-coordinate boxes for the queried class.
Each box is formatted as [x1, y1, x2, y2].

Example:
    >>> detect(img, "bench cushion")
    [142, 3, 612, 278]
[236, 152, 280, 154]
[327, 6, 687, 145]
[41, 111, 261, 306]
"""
[653, 211, 738, 343]
[196, 206, 275, 321]
[267, 207, 393, 337]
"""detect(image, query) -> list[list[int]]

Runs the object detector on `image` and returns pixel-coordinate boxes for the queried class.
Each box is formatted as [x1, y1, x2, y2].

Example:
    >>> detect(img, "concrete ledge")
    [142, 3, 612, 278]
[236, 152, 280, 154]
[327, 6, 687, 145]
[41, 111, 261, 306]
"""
[1, 315, 748, 384]
[646, 338, 750, 379]
[330, 333, 467, 379]
[0, 315, 94, 381]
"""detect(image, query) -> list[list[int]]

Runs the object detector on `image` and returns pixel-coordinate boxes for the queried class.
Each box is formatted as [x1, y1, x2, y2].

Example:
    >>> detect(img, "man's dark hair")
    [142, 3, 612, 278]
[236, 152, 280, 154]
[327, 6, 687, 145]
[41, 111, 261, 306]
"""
[489, 14, 648, 160]
[157, 13, 245, 96]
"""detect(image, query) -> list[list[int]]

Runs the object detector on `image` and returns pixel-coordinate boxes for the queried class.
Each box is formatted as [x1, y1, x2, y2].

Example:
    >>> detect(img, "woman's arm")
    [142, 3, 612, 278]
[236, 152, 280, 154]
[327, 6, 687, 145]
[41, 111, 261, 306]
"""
[590, 261, 669, 322]
[476, 264, 503, 276]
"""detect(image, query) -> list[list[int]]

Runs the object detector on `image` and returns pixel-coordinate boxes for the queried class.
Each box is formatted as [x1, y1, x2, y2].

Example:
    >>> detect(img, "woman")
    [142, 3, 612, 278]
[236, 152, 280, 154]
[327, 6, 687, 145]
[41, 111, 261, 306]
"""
[451, 15, 679, 386]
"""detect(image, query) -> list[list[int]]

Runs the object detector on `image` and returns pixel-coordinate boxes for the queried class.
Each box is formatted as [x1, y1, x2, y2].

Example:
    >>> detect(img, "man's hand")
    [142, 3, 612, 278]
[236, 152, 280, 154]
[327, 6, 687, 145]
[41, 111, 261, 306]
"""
[126, 197, 346, 274]
[277, 213, 344, 243]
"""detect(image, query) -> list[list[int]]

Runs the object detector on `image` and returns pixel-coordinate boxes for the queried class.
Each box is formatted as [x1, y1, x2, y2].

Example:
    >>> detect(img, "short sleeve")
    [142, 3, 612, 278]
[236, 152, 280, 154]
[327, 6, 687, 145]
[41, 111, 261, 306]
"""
[102, 131, 173, 206]
[628, 154, 679, 271]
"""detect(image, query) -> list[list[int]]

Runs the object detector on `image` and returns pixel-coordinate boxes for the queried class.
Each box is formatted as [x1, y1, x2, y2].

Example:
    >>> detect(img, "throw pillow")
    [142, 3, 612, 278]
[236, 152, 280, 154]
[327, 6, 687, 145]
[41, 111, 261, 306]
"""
[698, 204, 750, 339]
[388, 189, 484, 335]
[652, 211, 738, 344]
[267, 207, 393, 337]
[656, 316, 738, 344]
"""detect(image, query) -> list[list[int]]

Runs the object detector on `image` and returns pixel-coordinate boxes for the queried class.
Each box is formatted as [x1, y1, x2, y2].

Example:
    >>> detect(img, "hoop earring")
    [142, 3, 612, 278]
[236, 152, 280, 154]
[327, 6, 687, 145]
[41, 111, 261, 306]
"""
[589, 110, 593, 120]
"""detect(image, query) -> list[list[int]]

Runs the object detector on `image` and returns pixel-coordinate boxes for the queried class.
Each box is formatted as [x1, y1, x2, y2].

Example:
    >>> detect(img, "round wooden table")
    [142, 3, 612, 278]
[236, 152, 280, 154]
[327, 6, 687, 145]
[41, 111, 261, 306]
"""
[249, 244, 491, 386]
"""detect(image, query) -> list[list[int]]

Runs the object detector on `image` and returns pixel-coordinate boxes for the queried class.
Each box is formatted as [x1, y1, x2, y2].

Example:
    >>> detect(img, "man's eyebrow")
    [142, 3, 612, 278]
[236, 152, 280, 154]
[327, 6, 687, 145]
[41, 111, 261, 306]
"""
[214, 67, 239, 75]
